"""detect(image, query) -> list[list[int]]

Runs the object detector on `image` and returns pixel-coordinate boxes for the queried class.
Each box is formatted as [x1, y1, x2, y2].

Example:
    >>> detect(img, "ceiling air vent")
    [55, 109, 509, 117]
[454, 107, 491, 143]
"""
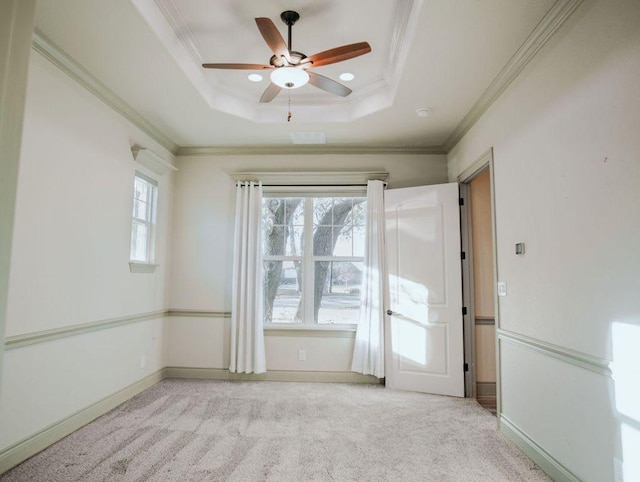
[290, 132, 327, 144]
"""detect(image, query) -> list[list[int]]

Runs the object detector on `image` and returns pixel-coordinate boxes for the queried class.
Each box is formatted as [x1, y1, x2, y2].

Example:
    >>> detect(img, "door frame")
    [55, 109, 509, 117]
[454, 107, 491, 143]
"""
[457, 148, 501, 418]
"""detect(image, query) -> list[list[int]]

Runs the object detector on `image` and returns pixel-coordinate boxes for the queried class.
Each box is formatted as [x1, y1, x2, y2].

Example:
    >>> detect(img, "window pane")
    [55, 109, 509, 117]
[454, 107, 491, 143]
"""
[264, 225, 285, 256]
[313, 198, 333, 225]
[133, 198, 148, 221]
[130, 221, 148, 261]
[285, 198, 304, 225]
[353, 226, 366, 257]
[332, 198, 352, 225]
[286, 225, 304, 256]
[313, 225, 332, 256]
[263, 198, 305, 256]
[315, 261, 363, 324]
[264, 260, 302, 323]
[350, 200, 366, 225]
[333, 226, 353, 256]
[134, 177, 149, 201]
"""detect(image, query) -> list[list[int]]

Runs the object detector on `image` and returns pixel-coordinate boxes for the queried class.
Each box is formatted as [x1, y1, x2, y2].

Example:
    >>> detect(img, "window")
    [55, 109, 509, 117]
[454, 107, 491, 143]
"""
[262, 194, 366, 325]
[130, 172, 157, 265]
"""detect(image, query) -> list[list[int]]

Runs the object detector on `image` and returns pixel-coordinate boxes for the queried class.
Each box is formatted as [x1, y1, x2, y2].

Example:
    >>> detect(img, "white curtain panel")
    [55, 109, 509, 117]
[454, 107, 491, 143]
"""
[352, 180, 386, 378]
[230, 181, 267, 374]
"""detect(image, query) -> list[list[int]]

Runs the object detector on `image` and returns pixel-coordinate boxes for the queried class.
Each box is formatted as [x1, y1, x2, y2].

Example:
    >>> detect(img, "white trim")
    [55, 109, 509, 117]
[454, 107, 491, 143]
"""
[497, 328, 612, 377]
[4, 310, 167, 350]
[128, 261, 159, 273]
[0, 369, 165, 474]
[132, 148, 177, 175]
[443, 0, 584, 152]
[178, 145, 445, 156]
[31, 30, 178, 155]
[167, 309, 231, 318]
[456, 148, 494, 183]
[265, 325, 356, 338]
[500, 415, 581, 482]
[230, 171, 388, 186]
[164, 367, 381, 384]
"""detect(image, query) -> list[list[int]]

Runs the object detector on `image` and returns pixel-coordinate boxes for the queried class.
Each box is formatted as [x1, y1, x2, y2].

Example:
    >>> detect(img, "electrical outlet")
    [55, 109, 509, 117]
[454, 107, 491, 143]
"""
[140, 354, 146, 369]
[298, 349, 306, 361]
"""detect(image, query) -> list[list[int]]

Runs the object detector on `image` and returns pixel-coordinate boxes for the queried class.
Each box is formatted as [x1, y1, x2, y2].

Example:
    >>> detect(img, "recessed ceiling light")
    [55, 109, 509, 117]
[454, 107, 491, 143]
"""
[339, 72, 355, 82]
[248, 73, 263, 82]
[416, 108, 431, 118]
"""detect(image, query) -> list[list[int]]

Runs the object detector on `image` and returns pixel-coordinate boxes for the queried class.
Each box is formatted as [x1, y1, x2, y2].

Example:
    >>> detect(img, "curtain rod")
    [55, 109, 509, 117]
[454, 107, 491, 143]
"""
[237, 182, 387, 187]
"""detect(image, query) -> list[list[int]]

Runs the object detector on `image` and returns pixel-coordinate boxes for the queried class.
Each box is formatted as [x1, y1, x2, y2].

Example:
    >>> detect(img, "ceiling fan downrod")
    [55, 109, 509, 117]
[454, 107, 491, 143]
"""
[280, 11, 300, 51]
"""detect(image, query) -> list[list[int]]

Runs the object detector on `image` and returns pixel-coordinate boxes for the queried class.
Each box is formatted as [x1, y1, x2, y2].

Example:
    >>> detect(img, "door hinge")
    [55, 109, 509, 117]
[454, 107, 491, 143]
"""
[464, 363, 469, 372]
[459, 197, 464, 206]
[461, 251, 466, 260]
[462, 307, 467, 316]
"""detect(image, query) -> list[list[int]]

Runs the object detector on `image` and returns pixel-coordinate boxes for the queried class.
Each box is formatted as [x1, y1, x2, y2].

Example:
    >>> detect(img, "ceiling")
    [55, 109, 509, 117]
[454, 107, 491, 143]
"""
[33, 0, 558, 153]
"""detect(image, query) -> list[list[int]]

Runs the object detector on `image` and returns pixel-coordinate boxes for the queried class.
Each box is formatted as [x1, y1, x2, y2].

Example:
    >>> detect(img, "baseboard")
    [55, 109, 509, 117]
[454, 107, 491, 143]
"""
[476, 381, 496, 409]
[165, 366, 383, 384]
[500, 415, 581, 482]
[0, 369, 166, 475]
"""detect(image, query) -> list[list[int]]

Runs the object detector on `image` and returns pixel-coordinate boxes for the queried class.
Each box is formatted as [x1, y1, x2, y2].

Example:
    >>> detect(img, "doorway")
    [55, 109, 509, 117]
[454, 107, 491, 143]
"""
[459, 149, 497, 412]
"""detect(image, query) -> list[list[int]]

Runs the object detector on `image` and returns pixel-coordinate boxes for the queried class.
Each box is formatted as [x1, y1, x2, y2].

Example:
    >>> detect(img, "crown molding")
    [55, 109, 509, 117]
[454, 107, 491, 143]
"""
[442, 0, 584, 153]
[31, 29, 179, 155]
[24, 34, 444, 158]
[148, 0, 422, 123]
[177, 144, 445, 157]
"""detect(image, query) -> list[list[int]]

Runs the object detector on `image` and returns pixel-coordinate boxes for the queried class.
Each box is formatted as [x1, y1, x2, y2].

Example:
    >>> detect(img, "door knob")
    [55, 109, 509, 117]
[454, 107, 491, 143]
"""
[386, 309, 394, 316]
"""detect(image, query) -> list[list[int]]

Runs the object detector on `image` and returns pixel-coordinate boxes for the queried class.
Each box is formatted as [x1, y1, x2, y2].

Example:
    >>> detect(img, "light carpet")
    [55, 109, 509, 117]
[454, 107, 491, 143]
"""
[1, 379, 550, 481]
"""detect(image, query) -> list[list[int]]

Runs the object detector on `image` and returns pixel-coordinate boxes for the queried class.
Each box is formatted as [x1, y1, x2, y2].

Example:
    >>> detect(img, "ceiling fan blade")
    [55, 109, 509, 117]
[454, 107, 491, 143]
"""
[260, 83, 282, 103]
[305, 42, 371, 68]
[202, 63, 274, 70]
[308, 72, 352, 97]
[255, 17, 291, 63]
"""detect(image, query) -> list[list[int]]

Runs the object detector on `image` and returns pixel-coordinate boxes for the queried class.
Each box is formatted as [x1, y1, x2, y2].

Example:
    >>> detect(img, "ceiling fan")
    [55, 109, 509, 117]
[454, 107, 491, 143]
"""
[202, 11, 372, 103]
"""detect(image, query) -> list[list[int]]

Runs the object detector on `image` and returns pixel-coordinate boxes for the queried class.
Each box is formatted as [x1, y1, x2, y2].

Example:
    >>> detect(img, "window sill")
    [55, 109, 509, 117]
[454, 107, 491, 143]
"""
[129, 262, 159, 273]
[264, 323, 357, 338]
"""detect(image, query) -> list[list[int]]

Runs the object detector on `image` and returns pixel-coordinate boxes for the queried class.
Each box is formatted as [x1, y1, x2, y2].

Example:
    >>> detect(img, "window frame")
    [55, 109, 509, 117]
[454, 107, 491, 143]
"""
[262, 186, 367, 328]
[129, 171, 158, 272]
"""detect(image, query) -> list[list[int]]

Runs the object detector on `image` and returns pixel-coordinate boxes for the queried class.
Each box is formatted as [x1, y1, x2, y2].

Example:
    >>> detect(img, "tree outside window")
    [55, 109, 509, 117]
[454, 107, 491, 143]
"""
[262, 195, 366, 324]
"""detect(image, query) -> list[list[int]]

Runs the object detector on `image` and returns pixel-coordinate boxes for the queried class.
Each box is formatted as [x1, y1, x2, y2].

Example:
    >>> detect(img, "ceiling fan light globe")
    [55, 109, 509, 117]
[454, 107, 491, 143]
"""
[270, 67, 309, 89]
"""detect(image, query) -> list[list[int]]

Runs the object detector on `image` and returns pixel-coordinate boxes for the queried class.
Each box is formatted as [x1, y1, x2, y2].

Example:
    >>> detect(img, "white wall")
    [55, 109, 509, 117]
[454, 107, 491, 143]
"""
[0, 50, 174, 452]
[0, 0, 35, 394]
[447, 0, 640, 480]
[169, 153, 448, 372]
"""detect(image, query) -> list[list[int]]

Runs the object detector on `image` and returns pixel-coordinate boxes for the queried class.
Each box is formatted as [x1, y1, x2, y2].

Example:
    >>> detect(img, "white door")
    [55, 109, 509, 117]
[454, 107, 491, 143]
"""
[385, 183, 464, 397]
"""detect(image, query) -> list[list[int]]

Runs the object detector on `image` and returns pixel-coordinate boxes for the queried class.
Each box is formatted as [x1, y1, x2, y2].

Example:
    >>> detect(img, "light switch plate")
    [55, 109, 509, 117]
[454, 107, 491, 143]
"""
[497, 282, 507, 296]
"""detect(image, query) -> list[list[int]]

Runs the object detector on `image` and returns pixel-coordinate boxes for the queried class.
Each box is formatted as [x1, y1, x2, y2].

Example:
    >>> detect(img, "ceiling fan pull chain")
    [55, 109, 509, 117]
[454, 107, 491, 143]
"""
[287, 92, 292, 122]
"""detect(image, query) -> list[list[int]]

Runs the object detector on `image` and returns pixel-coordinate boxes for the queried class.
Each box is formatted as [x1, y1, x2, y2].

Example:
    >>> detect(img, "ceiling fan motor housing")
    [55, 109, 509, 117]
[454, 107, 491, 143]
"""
[270, 51, 307, 68]
[280, 11, 300, 26]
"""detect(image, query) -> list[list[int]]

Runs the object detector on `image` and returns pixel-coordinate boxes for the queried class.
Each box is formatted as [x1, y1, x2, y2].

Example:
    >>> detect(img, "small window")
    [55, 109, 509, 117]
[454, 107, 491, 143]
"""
[262, 194, 366, 325]
[130, 172, 157, 264]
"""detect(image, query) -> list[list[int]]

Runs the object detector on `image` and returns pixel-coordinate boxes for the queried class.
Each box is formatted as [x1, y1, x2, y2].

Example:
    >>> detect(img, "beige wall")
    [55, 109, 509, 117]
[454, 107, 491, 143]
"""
[469, 169, 495, 383]
[447, 0, 640, 479]
[0, 51, 174, 452]
[469, 169, 494, 318]
[0, 0, 36, 392]
[168, 153, 448, 372]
